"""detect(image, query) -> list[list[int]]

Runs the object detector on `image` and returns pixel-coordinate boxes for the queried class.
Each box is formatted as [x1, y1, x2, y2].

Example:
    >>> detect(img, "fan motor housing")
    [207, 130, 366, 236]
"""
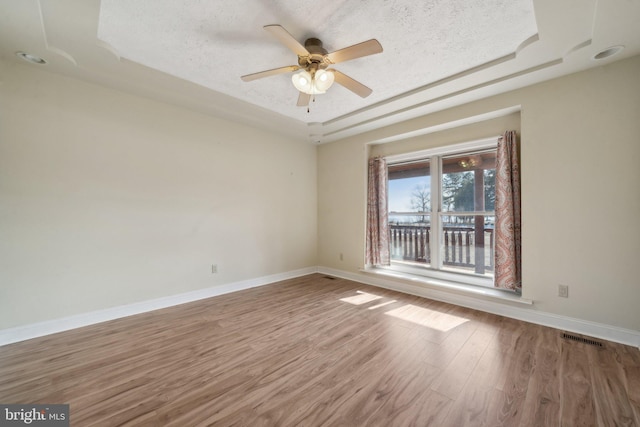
[298, 38, 330, 68]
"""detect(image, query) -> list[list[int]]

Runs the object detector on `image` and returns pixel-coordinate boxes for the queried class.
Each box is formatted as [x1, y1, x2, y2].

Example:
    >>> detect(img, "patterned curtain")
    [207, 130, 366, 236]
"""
[365, 156, 390, 266]
[494, 131, 522, 290]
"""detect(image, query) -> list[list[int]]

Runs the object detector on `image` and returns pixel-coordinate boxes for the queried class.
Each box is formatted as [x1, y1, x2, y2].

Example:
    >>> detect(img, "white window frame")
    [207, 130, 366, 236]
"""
[383, 137, 498, 288]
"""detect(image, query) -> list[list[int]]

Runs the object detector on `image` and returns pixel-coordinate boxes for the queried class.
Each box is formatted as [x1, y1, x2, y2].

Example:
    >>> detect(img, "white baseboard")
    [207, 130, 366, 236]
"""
[3, 265, 638, 349]
[0, 267, 318, 346]
[318, 266, 640, 348]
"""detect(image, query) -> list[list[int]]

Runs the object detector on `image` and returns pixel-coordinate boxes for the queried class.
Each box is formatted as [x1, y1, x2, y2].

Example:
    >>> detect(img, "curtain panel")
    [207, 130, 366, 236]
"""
[365, 156, 390, 266]
[494, 130, 522, 290]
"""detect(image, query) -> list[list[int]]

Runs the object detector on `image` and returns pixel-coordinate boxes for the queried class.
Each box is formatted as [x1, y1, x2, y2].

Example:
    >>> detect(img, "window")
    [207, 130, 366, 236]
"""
[386, 139, 497, 287]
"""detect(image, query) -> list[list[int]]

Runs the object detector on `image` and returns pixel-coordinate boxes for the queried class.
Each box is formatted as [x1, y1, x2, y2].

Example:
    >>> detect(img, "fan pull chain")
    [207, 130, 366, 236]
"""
[307, 95, 316, 114]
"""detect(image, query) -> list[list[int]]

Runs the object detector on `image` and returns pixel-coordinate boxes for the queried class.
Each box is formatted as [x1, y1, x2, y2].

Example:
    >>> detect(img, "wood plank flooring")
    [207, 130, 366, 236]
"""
[0, 274, 638, 426]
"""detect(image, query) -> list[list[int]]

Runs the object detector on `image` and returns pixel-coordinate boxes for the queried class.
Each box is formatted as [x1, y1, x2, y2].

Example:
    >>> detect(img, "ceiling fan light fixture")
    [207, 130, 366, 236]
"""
[314, 69, 334, 92]
[292, 70, 313, 94]
[292, 69, 335, 95]
[242, 25, 382, 104]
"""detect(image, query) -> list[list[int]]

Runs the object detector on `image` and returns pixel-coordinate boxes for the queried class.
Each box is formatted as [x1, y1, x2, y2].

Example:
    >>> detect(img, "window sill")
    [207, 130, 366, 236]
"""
[361, 266, 532, 305]
[386, 261, 495, 288]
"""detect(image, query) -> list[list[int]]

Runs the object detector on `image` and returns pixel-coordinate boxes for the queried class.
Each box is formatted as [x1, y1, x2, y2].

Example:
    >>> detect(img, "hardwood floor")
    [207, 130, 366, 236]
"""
[1, 274, 638, 426]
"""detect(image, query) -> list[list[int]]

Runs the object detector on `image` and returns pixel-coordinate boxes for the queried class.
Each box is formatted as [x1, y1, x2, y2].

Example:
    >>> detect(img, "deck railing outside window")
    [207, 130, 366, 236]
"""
[389, 224, 494, 273]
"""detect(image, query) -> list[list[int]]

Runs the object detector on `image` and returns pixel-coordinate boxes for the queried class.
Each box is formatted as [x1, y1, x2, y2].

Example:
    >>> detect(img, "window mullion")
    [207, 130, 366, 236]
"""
[430, 155, 442, 269]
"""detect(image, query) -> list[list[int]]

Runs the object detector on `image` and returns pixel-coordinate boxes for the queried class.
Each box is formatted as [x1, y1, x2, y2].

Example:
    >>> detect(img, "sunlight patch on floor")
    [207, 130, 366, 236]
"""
[367, 300, 397, 310]
[339, 290, 383, 305]
[384, 304, 468, 331]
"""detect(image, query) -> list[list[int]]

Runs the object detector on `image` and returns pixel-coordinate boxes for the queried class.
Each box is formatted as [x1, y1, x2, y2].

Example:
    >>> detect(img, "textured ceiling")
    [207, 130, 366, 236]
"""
[1, 0, 639, 143]
[97, 0, 537, 123]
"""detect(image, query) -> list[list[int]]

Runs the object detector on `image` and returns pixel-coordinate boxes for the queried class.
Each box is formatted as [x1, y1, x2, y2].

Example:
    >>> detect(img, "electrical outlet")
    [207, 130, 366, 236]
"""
[558, 284, 569, 298]
[211, 264, 217, 274]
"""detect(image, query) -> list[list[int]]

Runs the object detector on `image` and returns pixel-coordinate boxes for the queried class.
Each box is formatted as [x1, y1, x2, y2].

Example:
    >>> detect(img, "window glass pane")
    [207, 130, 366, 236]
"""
[388, 160, 431, 267]
[388, 160, 430, 221]
[440, 214, 495, 276]
[442, 152, 496, 212]
[484, 168, 496, 211]
[390, 218, 431, 267]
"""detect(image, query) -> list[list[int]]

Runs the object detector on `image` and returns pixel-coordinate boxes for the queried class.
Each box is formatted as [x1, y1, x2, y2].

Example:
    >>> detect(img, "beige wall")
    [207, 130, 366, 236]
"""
[2, 54, 638, 334]
[318, 55, 640, 332]
[0, 61, 317, 329]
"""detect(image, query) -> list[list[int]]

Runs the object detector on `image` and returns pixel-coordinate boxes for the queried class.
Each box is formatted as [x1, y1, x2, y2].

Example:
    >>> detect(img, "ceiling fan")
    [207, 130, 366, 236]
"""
[241, 25, 383, 107]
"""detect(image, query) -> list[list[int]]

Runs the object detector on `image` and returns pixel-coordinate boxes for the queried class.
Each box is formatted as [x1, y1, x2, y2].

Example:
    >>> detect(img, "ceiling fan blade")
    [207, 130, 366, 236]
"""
[331, 70, 373, 98]
[241, 65, 300, 82]
[264, 25, 309, 57]
[297, 92, 311, 107]
[326, 39, 383, 64]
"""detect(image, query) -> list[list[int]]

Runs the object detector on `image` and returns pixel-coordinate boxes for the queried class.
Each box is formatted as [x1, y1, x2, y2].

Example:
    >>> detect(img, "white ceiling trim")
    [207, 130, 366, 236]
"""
[318, 57, 565, 143]
[367, 106, 522, 146]
[0, 0, 638, 144]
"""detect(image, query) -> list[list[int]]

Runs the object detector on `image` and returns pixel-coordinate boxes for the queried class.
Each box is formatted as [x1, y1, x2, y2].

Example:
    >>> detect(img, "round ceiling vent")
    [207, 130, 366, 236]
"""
[16, 51, 47, 65]
[592, 45, 624, 61]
